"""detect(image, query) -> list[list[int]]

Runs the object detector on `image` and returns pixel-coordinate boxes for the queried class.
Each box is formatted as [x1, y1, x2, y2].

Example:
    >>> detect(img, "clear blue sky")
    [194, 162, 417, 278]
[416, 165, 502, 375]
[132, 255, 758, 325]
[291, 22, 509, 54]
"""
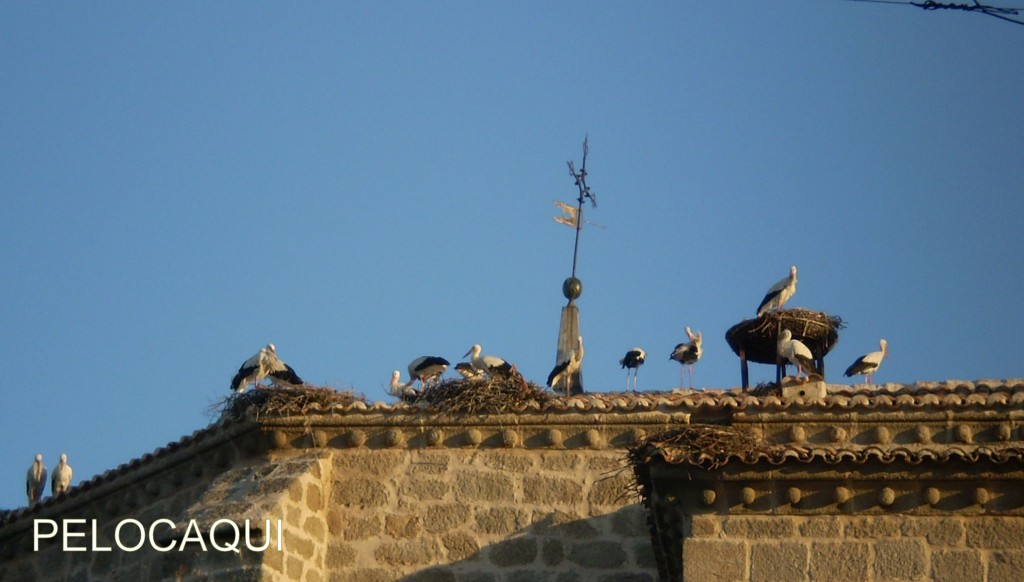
[2, 3, 1022, 510]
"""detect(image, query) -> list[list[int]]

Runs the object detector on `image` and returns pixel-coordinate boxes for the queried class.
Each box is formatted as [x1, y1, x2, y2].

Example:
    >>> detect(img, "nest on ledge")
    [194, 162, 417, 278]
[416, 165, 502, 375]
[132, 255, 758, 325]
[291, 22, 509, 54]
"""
[216, 385, 364, 421]
[628, 424, 777, 471]
[725, 308, 845, 365]
[403, 372, 550, 415]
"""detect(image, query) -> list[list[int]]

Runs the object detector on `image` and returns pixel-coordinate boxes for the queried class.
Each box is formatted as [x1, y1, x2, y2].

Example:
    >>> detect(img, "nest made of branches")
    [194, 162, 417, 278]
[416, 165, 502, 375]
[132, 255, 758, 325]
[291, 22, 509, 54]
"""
[403, 373, 551, 415]
[725, 308, 845, 365]
[216, 385, 364, 421]
[628, 424, 773, 471]
[747, 381, 781, 397]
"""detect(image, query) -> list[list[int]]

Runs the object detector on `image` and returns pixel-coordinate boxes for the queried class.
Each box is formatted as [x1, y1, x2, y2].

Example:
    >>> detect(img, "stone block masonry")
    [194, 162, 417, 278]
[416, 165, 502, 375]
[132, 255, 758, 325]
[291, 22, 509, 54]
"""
[635, 380, 1024, 581]
[324, 448, 656, 580]
[680, 515, 1024, 582]
[0, 394, 678, 581]
[3, 381, 1022, 581]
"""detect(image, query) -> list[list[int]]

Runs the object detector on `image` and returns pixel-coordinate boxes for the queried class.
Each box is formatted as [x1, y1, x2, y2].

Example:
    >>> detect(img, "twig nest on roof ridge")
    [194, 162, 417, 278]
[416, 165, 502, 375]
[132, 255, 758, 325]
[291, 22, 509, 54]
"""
[216, 385, 365, 421]
[404, 375, 550, 415]
[725, 308, 845, 365]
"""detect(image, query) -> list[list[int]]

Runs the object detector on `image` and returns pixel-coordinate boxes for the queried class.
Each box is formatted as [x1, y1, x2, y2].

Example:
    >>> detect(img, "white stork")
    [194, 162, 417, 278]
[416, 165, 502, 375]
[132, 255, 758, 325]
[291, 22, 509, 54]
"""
[619, 347, 646, 392]
[777, 329, 819, 380]
[407, 356, 450, 387]
[230, 343, 304, 393]
[26, 454, 46, 507]
[844, 339, 888, 385]
[547, 336, 584, 393]
[670, 327, 703, 388]
[757, 265, 798, 317]
[389, 370, 418, 398]
[51, 453, 73, 496]
[454, 362, 484, 380]
[464, 344, 513, 377]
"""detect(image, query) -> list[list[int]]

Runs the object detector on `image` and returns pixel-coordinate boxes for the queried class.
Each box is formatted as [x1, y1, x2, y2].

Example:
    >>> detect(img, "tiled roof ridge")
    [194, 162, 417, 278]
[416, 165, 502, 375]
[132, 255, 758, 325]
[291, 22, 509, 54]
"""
[659, 444, 1024, 469]
[3, 378, 1019, 528]
[291, 379, 1024, 415]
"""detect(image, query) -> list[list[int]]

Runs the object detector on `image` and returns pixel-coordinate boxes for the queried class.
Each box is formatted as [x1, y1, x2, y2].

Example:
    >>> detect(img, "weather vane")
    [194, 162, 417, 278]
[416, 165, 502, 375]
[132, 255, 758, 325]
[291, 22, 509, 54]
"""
[550, 136, 599, 396]
[566, 136, 597, 280]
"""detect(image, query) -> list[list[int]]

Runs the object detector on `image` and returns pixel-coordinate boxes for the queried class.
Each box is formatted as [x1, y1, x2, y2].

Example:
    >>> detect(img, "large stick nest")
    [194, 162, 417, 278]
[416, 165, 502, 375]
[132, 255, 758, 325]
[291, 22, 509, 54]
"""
[628, 424, 776, 471]
[725, 308, 845, 365]
[215, 385, 364, 421]
[403, 373, 550, 415]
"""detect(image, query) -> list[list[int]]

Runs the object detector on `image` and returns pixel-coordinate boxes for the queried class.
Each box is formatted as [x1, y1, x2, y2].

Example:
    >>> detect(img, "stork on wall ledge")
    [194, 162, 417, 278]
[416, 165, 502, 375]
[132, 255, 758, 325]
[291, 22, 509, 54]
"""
[777, 329, 820, 381]
[619, 347, 646, 392]
[845, 339, 888, 385]
[548, 336, 584, 395]
[670, 327, 703, 389]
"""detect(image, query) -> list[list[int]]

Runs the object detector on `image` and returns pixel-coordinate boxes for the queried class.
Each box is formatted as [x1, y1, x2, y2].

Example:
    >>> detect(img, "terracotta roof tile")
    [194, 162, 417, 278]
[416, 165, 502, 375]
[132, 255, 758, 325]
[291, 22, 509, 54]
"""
[636, 382, 1024, 470]
[277, 379, 1024, 415]
[739, 445, 1024, 466]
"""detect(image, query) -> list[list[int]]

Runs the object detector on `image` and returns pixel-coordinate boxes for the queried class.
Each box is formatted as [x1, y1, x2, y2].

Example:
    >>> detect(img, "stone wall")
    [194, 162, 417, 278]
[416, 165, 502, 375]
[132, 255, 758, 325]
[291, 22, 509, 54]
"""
[320, 447, 653, 581]
[4, 381, 1022, 581]
[636, 380, 1024, 582]
[0, 421, 277, 581]
[681, 514, 1024, 582]
[255, 404, 672, 581]
[0, 396, 677, 581]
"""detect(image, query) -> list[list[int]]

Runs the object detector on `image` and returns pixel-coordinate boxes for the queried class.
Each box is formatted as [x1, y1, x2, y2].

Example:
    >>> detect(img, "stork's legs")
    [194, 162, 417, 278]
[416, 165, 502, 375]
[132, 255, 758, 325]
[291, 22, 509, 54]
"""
[625, 370, 639, 392]
[679, 365, 694, 389]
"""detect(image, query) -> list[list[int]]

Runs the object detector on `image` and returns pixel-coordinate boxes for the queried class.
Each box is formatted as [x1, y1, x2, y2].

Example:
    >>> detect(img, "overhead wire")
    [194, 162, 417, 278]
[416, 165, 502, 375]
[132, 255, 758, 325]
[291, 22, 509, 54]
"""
[843, 0, 1024, 25]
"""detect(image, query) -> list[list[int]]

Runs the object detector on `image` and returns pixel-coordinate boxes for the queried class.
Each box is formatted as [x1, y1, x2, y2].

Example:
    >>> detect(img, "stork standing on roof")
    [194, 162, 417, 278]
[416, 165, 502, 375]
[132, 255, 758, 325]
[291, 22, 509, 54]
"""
[230, 344, 304, 393]
[777, 329, 819, 381]
[548, 336, 584, 395]
[670, 327, 703, 389]
[757, 266, 798, 317]
[619, 347, 646, 392]
[51, 453, 73, 496]
[26, 454, 46, 507]
[464, 344, 513, 377]
[407, 356, 450, 387]
[844, 339, 888, 385]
